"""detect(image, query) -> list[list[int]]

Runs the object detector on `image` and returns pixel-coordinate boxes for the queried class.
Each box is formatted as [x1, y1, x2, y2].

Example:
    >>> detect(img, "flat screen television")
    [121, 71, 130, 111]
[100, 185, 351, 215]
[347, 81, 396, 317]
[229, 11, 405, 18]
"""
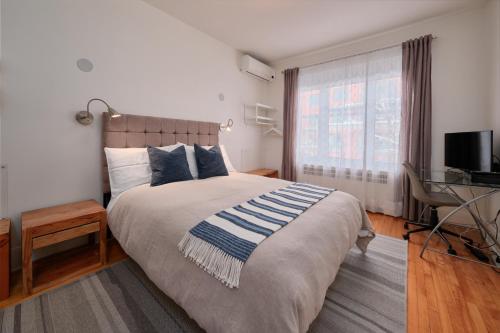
[445, 130, 493, 172]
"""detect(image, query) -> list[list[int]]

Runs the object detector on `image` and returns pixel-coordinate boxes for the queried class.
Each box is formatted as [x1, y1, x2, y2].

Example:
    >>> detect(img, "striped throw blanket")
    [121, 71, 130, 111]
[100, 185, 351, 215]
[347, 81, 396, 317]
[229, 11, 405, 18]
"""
[178, 183, 335, 288]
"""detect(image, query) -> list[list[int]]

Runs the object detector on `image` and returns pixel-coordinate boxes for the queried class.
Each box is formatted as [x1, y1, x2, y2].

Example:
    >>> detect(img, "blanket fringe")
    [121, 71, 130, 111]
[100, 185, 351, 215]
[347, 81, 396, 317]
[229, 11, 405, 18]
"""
[178, 233, 244, 288]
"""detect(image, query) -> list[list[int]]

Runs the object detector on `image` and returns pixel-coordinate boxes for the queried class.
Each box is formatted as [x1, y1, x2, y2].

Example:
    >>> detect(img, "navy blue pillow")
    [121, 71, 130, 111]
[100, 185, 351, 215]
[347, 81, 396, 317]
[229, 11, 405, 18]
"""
[194, 144, 228, 179]
[147, 145, 193, 186]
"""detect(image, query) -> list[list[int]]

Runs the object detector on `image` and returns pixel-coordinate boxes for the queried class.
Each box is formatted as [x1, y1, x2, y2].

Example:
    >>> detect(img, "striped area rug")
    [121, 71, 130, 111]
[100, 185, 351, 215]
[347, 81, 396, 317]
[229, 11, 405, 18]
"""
[309, 234, 407, 333]
[0, 235, 407, 333]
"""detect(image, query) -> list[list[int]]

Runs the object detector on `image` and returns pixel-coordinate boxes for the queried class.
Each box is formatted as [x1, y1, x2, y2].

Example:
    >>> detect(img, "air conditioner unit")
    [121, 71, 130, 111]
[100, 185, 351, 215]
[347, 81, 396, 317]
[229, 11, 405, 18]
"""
[240, 55, 275, 82]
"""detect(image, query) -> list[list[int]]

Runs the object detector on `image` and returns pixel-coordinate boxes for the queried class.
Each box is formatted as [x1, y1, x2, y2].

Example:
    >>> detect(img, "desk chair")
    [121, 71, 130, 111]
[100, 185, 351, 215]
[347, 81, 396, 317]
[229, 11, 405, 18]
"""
[402, 162, 472, 255]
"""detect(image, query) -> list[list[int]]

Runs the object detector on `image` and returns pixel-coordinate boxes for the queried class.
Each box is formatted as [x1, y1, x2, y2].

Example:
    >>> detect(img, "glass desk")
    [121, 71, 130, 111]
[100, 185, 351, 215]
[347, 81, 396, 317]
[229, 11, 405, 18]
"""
[420, 170, 500, 267]
[424, 170, 500, 189]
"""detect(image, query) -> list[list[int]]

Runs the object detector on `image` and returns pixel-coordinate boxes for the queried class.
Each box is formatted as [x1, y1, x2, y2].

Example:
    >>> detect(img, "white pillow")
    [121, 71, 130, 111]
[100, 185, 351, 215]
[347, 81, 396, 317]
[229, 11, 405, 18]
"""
[177, 144, 199, 179]
[104, 147, 150, 198]
[104, 144, 181, 197]
[177, 143, 236, 178]
[157, 143, 182, 152]
[215, 145, 237, 172]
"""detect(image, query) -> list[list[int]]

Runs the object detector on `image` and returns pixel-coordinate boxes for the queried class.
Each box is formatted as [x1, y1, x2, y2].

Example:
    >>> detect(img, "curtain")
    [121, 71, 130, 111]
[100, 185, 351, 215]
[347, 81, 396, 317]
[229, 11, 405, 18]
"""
[296, 46, 403, 216]
[282, 68, 299, 181]
[400, 35, 433, 221]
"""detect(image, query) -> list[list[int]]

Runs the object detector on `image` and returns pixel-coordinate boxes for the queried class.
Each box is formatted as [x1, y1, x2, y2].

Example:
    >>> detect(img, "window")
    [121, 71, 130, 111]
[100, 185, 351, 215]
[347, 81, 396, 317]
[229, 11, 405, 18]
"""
[296, 46, 402, 178]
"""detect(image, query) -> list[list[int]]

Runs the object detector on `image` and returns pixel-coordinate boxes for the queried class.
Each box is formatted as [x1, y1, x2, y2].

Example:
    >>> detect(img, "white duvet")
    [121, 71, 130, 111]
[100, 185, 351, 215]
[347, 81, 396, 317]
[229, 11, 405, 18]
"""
[108, 173, 375, 333]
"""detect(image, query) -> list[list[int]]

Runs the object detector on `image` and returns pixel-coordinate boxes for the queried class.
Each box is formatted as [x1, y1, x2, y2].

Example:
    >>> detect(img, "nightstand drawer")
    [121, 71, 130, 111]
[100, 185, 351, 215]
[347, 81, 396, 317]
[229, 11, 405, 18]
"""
[32, 222, 100, 249]
[30, 214, 103, 238]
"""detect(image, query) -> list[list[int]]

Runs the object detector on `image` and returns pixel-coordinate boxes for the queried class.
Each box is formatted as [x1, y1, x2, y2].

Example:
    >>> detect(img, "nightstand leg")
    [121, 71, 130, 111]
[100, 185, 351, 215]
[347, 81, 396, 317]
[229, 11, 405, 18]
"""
[99, 215, 107, 265]
[22, 229, 32, 295]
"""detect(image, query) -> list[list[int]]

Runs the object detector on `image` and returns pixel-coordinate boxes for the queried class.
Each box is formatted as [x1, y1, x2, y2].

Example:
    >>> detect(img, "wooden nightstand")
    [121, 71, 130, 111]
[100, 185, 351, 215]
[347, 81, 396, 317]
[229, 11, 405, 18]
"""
[21, 200, 107, 295]
[0, 218, 10, 301]
[246, 168, 279, 178]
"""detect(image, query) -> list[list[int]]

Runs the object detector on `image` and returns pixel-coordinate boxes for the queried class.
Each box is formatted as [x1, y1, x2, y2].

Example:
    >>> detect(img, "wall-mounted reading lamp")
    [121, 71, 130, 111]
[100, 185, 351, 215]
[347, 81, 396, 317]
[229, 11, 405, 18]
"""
[76, 98, 121, 125]
[219, 118, 234, 132]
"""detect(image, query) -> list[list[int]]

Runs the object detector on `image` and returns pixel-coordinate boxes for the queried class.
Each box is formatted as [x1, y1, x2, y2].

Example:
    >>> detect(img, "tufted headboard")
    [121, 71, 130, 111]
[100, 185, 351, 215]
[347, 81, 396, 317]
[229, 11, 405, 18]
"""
[102, 112, 220, 203]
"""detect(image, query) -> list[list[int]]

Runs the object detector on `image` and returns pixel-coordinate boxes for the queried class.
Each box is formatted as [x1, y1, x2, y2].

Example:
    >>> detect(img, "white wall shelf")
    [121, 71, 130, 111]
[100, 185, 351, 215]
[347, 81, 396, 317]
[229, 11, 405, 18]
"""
[244, 103, 277, 126]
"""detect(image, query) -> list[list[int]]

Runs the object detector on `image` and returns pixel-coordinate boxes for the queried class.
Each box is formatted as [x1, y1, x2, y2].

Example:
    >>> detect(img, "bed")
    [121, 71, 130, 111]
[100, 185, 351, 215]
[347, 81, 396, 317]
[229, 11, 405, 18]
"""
[103, 113, 375, 333]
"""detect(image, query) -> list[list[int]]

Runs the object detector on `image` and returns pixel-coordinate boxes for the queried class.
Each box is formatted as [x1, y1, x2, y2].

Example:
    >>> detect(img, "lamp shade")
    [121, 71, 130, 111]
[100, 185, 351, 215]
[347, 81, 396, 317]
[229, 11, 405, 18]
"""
[108, 107, 120, 118]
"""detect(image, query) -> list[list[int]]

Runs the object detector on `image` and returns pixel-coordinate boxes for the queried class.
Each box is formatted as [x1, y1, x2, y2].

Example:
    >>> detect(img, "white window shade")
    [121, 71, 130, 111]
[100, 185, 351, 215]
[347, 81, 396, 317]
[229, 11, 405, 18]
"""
[296, 46, 403, 216]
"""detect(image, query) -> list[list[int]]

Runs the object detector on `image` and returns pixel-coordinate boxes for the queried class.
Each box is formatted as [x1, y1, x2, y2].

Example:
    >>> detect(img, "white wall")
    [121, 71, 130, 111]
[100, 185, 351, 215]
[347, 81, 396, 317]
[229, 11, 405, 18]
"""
[486, 0, 500, 240]
[263, 2, 500, 226]
[1, 0, 268, 268]
[0, 0, 3, 218]
[265, 3, 495, 173]
[489, 0, 500, 157]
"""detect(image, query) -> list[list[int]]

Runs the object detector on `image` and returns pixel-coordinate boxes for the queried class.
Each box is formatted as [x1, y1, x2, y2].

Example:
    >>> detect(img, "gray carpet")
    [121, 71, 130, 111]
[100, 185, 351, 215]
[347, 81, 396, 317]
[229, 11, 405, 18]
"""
[0, 235, 407, 333]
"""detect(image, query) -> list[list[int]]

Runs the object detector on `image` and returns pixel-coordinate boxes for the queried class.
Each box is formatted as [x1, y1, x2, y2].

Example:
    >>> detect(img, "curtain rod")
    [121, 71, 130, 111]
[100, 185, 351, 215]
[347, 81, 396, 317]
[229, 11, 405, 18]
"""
[280, 36, 437, 74]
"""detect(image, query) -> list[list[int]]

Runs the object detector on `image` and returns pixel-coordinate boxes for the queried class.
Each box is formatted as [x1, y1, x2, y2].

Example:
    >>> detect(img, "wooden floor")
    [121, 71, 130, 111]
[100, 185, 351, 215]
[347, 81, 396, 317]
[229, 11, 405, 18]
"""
[1, 214, 499, 332]
[369, 213, 500, 333]
[0, 238, 128, 309]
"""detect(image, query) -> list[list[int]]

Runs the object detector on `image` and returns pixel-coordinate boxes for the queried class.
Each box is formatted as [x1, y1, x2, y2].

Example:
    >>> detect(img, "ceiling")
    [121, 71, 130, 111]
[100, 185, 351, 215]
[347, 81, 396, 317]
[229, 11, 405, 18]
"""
[142, 0, 482, 63]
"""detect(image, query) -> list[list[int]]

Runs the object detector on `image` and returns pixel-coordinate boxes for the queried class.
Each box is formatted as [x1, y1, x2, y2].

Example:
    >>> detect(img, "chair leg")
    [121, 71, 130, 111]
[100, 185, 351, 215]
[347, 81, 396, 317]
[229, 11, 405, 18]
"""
[403, 226, 432, 240]
[440, 228, 473, 244]
[403, 214, 473, 255]
[407, 226, 433, 234]
[406, 221, 433, 228]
